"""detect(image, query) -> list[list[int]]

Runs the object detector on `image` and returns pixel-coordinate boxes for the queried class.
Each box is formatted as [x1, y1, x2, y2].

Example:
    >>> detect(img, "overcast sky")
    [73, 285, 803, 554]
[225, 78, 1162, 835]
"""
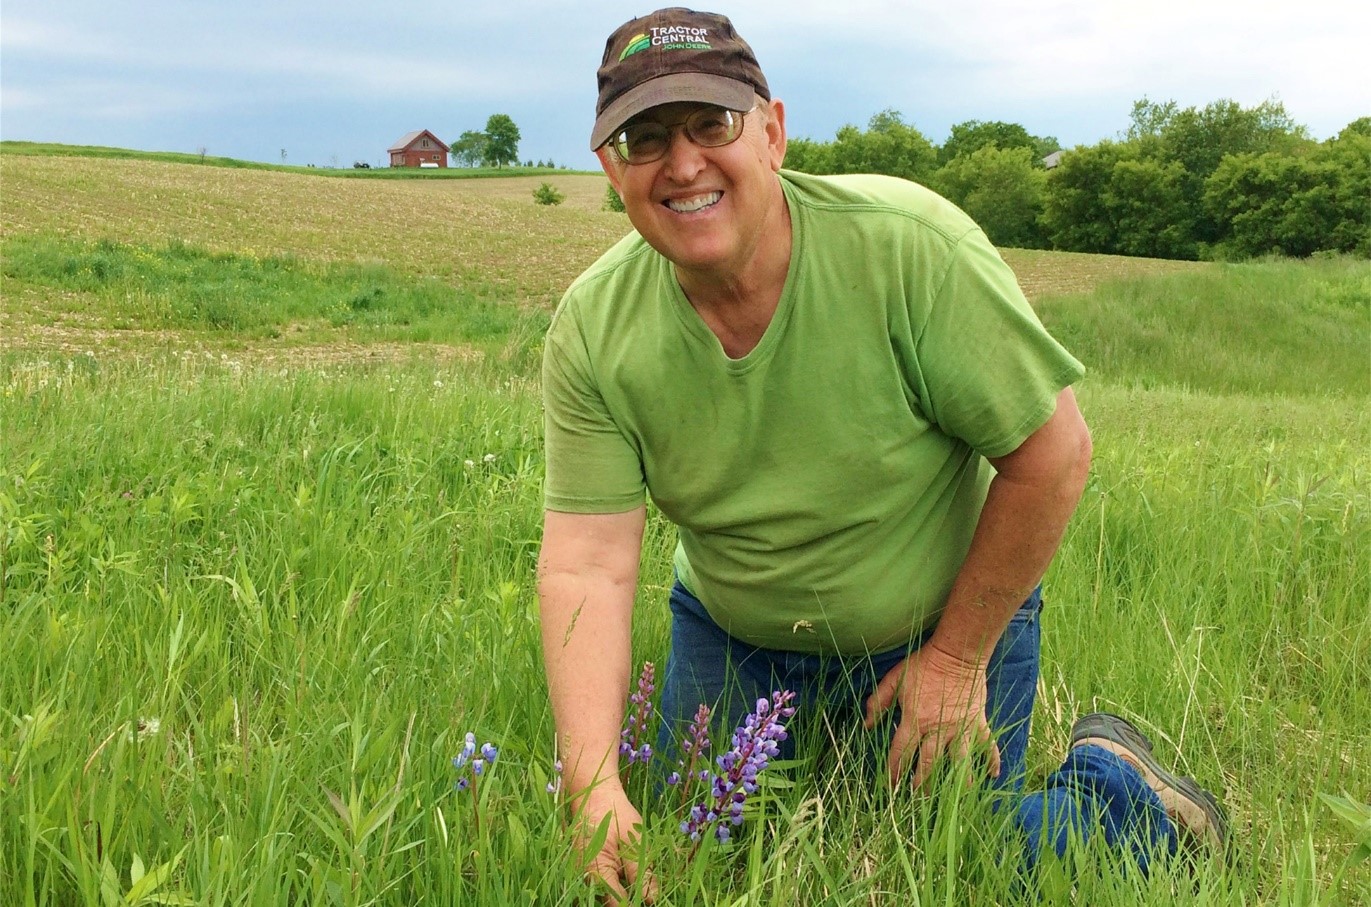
[3, 1, 1367, 170]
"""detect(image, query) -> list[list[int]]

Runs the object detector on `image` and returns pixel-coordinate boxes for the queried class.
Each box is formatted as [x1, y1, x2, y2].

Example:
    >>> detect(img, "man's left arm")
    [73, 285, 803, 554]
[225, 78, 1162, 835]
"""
[864, 386, 1093, 787]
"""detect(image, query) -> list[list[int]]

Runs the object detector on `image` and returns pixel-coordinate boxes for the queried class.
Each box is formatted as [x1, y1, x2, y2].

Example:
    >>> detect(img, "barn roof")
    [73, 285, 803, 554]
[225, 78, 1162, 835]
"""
[388, 130, 450, 153]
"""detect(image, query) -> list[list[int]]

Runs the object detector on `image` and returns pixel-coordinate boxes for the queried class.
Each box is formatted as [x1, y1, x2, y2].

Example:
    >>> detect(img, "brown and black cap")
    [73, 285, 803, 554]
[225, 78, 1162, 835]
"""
[591, 7, 770, 151]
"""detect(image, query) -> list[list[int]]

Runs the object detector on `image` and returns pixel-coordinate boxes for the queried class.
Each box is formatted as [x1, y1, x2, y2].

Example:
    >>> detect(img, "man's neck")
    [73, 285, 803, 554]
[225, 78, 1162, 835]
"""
[674, 190, 792, 359]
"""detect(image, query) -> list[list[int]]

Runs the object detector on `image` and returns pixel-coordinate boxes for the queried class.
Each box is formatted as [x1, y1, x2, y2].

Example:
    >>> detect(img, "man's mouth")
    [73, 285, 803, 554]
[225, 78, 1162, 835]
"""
[665, 191, 722, 213]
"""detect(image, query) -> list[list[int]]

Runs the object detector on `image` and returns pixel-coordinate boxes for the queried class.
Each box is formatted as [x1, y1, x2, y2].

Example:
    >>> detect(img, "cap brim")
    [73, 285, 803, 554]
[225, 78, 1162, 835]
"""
[589, 73, 757, 151]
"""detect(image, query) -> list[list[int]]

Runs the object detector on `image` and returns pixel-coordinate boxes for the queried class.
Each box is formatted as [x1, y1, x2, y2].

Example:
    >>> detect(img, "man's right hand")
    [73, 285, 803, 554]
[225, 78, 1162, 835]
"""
[571, 784, 658, 904]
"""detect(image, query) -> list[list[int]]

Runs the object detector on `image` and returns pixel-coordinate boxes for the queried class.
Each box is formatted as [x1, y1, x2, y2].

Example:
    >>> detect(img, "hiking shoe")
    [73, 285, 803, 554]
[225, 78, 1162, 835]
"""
[1070, 712, 1229, 850]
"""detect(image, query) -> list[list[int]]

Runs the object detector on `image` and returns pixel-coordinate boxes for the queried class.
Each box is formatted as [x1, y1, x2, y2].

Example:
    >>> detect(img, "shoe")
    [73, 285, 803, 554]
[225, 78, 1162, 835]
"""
[1070, 712, 1229, 850]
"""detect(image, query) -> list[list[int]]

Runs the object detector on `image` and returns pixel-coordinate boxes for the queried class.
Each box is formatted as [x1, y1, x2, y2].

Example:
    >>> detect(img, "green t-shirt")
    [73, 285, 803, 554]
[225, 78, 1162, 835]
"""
[542, 170, 1084, 654]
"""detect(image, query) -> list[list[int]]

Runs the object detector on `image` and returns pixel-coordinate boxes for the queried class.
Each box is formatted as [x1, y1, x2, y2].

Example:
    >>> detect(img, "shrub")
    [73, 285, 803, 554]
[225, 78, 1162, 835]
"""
[532, 182, 564, 206]
[604, 183, 625, 212]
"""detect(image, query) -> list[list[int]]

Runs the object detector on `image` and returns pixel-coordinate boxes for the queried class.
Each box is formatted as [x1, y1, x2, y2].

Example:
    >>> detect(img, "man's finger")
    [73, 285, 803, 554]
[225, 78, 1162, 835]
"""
[987, 739, 1002, 780]
[909, 732, 945, 790]
[864, 663, 903, 728]
[886, 718, 917, 786]
[623, 859, 659, 905]
[589, 851, 628, 904]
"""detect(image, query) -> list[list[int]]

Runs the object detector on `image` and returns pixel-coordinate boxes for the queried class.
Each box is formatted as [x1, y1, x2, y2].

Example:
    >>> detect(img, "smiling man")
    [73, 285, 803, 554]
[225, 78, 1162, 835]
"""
[537, 7, 1226, 900]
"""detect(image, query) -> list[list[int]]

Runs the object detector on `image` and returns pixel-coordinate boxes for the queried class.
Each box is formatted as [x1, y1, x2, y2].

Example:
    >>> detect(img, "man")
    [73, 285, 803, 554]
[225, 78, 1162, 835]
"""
[538, 8, 1226, 899]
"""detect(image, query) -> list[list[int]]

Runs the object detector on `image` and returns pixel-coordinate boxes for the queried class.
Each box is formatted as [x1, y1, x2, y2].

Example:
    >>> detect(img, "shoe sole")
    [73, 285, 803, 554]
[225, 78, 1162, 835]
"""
[1070, 713, 1228, 850]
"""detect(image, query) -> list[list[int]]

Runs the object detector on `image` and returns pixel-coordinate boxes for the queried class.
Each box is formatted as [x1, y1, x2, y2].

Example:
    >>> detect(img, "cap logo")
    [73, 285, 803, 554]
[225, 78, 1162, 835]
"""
[648, 25, 711, 52]
[618, 34, 651, 61]
[620, 26, 713, 61]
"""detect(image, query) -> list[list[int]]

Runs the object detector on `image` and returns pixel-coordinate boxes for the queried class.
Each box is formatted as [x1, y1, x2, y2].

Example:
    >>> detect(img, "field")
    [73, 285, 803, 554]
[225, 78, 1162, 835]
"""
[2, 147, 1368, 905]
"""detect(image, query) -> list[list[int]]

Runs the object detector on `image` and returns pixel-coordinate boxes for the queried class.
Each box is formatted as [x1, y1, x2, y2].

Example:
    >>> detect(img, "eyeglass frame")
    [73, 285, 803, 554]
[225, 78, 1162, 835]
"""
[605, 104, 758, 165]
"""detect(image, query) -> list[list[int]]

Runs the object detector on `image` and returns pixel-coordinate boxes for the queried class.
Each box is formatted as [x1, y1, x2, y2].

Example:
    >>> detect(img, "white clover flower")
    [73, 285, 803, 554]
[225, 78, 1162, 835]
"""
[125, 717, 162, 742]
[483, 453, 496, 464]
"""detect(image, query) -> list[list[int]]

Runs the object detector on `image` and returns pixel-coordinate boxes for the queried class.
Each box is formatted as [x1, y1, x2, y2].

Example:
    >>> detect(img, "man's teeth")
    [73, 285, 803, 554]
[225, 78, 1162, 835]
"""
[666, 192, 722, 213]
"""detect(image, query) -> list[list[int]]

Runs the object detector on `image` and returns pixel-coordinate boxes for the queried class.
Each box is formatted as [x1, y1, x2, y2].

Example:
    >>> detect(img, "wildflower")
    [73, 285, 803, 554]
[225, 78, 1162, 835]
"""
[619, 662, 656, 766]
[452, 733, 497, 787]
[680, 690, 796, 845]
[434, 379, 444, 388]
[453, 731, 498, 832]
[464, 459, 475, 469]
[482, 453, 496, 464]
[125, 717, 162, 743]
[667, 703, 713, 805]
[546, 758, 563, 794]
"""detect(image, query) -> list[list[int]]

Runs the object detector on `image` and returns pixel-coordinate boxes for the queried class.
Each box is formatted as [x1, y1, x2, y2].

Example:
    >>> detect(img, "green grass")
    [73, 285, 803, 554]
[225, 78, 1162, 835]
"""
[0, 141, 593, 180]
[3, 352, 1366, 904]
[2, 149, 1368, 904]
[2, 234, 544, 347]
[1040, 256, 1371, 397]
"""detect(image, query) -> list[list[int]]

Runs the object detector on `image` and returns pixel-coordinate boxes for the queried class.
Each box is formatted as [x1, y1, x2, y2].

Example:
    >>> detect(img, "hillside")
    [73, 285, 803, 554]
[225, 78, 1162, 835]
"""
[3, 146, 1365, 400]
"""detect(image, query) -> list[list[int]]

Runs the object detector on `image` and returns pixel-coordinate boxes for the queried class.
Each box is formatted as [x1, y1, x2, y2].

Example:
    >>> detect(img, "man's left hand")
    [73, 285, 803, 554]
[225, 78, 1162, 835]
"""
[863, 643, 1002, 789]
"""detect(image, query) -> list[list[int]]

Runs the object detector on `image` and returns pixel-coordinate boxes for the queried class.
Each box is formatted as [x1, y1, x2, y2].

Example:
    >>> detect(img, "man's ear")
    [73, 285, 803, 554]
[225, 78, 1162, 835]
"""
[765, 98, 787, 172]
[596, 146, 624, 193]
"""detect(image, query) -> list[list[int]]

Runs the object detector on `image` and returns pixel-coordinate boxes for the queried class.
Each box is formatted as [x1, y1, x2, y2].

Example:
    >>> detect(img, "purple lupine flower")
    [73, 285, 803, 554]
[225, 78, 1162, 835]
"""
[452, 732, 477, 770]
[453, 732, 497, 793]
[620, 662, 656, 767]
[453, 731, 499, 834]
[680, 690, 796, 845]
[670, 703, 713, 804]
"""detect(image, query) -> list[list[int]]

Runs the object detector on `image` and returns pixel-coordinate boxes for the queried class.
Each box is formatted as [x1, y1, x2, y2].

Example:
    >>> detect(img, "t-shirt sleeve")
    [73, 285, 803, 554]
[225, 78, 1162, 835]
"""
[909, 228, 1085, 458]
[541, 300, 647, 513]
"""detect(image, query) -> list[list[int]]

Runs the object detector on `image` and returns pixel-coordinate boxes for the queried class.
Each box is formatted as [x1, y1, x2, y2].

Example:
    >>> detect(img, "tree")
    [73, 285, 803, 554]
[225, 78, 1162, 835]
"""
[828, 109, 937, 183]
[1205, 131, 1371, 259]
[483, 114, 521, 168]
[1040, 142, 1193, 258]
[451, 130, 487, 167]
[1041, 142, 1133, 253]
[782, 137, 835, 174]
[934, 145, 1047, 249]
[1125, 97, 1179, 140]
[938, 120, 1042, 166]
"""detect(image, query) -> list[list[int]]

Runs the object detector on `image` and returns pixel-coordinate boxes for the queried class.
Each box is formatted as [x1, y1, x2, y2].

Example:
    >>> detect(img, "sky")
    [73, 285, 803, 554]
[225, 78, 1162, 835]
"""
[3, 1, 1368, 170]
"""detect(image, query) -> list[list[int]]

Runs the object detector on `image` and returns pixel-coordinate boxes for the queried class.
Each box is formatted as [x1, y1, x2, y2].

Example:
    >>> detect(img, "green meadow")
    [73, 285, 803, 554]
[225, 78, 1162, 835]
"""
[2, 148, 1368, 905]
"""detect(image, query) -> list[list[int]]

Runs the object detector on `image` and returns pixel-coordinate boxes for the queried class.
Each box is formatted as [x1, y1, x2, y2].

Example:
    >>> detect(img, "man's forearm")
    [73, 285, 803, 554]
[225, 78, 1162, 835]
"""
[539, 570, 635, 796]
[929, 389, 1092, 666]
[537, 506, 647, 800]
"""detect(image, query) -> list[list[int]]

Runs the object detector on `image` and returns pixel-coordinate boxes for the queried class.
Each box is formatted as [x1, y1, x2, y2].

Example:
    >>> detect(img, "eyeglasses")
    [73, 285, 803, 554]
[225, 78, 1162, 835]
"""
[609, 105, 751, 165]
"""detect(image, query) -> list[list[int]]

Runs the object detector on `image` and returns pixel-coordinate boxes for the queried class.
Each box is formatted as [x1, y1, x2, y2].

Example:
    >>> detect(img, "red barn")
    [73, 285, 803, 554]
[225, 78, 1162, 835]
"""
[388, 130, 449, 168]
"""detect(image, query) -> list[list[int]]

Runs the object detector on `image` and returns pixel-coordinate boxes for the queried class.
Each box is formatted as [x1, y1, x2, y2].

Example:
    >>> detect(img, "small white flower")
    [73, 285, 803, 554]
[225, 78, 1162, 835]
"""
[433, 379, 444, 388]
[483, 453, 496, 464]
[464, 459, 475, 469]
[125, 717, 162, 742]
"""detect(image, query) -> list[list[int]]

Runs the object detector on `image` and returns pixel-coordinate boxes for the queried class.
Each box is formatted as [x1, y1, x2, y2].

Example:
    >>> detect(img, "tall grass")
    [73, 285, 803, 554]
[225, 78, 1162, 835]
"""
[2, 150, 1368, 903]
[1039, 256, 1370, 397]
[3, 347, 1367, 904]
[2, 234, 543, 345]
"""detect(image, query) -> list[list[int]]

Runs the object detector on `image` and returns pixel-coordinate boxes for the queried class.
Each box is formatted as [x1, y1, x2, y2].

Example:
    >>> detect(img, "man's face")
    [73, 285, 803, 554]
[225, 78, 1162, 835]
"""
[598, 98, 787, 277]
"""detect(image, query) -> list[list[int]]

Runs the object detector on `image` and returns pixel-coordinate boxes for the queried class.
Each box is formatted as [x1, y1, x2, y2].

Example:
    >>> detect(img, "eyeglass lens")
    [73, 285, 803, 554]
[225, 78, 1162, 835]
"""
[614, 107, 744, 163]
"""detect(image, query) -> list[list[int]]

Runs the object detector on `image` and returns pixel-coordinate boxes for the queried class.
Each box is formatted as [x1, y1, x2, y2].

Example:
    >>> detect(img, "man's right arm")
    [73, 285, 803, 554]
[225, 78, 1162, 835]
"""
[537, 505, 655, 901]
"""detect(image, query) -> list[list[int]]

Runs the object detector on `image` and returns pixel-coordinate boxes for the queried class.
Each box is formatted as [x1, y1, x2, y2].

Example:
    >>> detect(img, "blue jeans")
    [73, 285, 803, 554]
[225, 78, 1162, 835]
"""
[656, 580, 1177, 873]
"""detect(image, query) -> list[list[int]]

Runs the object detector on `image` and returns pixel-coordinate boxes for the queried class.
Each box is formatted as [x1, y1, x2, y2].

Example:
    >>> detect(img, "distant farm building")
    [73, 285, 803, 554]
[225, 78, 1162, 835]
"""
[389, 130, 449, 168]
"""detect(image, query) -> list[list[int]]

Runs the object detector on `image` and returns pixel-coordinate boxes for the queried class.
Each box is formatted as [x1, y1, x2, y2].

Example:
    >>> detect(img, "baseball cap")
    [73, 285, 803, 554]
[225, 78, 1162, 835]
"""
[590, 8, 770, 151]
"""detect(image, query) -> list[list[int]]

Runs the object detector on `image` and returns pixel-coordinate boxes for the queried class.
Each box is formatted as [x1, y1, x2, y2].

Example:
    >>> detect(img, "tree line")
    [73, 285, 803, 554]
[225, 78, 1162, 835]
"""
[784, 98, 1369, 261]
[450, 114, 523, 168]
